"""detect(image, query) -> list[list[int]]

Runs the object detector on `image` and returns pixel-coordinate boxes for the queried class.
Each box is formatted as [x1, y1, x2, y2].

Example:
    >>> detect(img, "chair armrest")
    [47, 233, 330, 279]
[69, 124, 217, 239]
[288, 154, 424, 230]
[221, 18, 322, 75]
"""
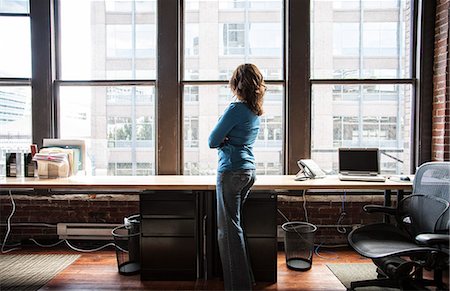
[415, 233, 450, 246]
[363, 204, 397, 215]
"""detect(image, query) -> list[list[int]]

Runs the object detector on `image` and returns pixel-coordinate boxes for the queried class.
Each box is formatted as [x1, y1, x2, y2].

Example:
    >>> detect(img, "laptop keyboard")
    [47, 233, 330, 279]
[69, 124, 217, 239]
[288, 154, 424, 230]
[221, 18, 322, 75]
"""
[338, 174, 386, 182]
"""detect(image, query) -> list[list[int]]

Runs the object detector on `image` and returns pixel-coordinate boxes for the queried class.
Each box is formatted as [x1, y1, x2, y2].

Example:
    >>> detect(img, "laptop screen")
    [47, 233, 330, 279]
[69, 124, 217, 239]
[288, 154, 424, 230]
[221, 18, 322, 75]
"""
[339, 148, 380, 174]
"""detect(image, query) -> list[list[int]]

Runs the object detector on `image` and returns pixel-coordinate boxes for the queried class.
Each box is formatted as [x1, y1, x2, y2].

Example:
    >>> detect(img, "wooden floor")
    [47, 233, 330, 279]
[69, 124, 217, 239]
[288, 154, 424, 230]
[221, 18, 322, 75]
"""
[21, 247, 371, 290]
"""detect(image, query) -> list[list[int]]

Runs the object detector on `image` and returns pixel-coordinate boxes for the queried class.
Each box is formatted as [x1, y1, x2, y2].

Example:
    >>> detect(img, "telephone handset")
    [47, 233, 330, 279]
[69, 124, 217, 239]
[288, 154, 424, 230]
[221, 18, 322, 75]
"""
[295, 159, 326, 180]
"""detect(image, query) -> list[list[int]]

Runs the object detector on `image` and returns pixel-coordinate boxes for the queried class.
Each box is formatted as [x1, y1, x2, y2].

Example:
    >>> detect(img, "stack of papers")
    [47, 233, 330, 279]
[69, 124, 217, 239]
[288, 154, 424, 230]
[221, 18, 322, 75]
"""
[33, 153, 69, 163]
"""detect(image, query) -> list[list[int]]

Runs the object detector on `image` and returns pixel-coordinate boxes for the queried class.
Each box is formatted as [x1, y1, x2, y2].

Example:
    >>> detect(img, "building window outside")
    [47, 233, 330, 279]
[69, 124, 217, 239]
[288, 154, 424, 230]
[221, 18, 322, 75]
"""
[255, 162, 281, 175]
[105, 0, 155, 12]
[108, 162, 153, 175]
[106, 86, 154, 105]
[256, 115, 282, 148]
[219, 0, 246, 9]
[363, 22, 398, 57]
[108, 117, 132, 147]
[311, 0, 412, 175]
[184, 116, 199, 148]
[184, 86, 199, 102]
[313, 84, 411, 175]
[4, 0, 421, 177]
[0, 1, 31, 176]
[184, 162, 200, 175]
[185, 24, 199, 57]
[219, 0, 282, 10]
[222, 23, 245, 55]
[183, 0, 284, 175]
[332, 85, 360, 101]
[106, 24, 156, 59]
[333, 116, 359, 147]
[58, 0, 156, 176]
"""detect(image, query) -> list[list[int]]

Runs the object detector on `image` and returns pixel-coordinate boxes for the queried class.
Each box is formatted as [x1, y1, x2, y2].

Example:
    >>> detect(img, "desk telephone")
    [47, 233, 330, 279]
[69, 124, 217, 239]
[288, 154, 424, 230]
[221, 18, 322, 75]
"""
[295, 159, 326, 180]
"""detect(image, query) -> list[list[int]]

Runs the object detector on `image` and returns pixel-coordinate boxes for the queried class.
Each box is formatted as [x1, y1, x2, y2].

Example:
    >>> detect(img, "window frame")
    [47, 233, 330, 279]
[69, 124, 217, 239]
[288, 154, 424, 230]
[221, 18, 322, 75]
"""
[180, 0, 286, 174]
[12, 0, 435, 177]
[53, 0, 157, 176]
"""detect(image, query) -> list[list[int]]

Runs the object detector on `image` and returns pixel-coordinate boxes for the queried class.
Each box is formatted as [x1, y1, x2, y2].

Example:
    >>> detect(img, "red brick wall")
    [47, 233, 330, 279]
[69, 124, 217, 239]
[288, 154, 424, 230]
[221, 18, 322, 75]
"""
[433, 0, 450, 161]
[0, 196, 139, 244]
[277, 196, 383, 245]
[1, 194, 386, 246]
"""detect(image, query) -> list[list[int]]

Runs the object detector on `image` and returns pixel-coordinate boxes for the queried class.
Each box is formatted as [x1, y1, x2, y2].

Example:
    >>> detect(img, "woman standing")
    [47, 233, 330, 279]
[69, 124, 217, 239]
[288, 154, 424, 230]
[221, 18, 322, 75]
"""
[208, 63, 266, 290]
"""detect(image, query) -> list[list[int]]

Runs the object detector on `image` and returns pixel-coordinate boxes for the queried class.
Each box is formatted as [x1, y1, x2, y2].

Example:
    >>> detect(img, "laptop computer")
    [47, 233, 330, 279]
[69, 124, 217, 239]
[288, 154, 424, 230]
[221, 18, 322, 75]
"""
[338, 148, 386, 182]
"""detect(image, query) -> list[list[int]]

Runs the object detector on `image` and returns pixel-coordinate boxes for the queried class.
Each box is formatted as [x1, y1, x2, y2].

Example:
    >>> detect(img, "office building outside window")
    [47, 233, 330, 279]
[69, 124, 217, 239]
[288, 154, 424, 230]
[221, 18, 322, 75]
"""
[57, 0, 156, 176]
[0, 0, 31, 176]
[311, 0, 413, 175]
[183, 0, 284, 175]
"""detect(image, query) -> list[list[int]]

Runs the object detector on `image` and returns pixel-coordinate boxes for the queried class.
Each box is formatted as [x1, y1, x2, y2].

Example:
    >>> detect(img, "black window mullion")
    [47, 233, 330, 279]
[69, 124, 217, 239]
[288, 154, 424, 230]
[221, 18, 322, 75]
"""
[414, 0, 435, 169]
[286, 0, 310, 174]
[30, 0, 56, 148]
[156, 0, 181, 174]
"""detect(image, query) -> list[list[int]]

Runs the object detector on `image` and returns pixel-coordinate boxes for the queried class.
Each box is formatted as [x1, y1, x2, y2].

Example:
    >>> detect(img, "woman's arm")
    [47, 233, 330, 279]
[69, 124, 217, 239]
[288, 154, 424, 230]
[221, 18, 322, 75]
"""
[208, 104, 238, 148]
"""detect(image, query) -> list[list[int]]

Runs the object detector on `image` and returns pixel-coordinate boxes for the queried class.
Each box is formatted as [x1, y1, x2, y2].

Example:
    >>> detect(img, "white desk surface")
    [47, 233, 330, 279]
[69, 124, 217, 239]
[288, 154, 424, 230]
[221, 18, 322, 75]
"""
[0, 175, 413, 191]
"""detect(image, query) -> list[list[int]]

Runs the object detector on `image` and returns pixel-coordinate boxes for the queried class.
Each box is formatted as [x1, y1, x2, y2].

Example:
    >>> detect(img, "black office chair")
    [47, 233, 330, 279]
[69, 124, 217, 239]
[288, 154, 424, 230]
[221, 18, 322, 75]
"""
[348, 162, 450, 290]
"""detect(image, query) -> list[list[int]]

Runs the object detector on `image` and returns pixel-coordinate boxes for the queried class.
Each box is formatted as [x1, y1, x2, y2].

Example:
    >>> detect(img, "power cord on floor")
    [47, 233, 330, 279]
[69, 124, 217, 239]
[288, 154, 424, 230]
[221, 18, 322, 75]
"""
[28, 238, 65, 248]
[314, 243, 340, 260]
[1, 190, 119, 254]
[64, 240, 118, 252]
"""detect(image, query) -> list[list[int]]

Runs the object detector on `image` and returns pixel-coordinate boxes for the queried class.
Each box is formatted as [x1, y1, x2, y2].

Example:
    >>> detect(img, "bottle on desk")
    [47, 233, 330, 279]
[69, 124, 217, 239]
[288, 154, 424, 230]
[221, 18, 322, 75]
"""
[6, 152, 23, 177]
[24, 153, 36, 177]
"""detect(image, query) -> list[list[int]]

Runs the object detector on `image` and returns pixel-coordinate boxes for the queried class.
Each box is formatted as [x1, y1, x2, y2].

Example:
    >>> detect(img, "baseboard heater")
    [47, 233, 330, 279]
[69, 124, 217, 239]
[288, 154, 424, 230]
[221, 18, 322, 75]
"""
[57, 223, 121, 240]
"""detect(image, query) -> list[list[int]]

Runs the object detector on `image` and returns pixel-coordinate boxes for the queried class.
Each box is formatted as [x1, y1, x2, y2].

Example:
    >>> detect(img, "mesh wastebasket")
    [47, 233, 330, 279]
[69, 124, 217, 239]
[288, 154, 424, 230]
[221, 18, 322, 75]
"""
[282, 221, 317, 271]
[112, 214, 141, 275]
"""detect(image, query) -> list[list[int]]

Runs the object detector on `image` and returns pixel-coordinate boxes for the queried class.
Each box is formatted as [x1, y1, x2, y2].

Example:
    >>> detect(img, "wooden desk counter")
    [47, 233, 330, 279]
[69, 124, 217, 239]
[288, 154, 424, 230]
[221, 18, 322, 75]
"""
[0, 175, 412, 191]
[0, 174, 413, 282]
[0, 175, 216, 190]
[251, 175, 413, 191]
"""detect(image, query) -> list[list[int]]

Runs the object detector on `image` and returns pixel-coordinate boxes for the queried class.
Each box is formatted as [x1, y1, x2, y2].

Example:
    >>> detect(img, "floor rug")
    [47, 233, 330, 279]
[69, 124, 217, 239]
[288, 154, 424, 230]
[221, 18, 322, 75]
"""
[327, 263, 399, 291]
[0, 254, 80, 291]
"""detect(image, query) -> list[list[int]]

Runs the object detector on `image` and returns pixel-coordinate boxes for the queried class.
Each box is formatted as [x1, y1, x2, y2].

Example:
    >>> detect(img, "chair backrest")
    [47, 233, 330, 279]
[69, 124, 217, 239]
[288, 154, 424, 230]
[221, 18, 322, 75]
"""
[413, 162, 450, 201]
[413, 162, 450, 232]
[398, 194, 449, 237]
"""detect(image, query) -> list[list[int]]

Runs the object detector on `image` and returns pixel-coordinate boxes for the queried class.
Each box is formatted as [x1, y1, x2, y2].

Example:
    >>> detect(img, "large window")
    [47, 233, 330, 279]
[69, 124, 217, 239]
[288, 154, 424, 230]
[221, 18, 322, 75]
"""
[2, 0, 425, 177]
[0, 0, 31, 176]
[183, 0, 284, 175]
[57, 0, 156, 176]
[311, 0, 413, 175]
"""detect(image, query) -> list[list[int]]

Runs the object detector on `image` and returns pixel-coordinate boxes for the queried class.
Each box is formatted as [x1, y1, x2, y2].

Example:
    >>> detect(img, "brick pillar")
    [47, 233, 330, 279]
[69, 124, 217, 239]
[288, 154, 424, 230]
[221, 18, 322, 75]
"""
[433, 0, 450, 161]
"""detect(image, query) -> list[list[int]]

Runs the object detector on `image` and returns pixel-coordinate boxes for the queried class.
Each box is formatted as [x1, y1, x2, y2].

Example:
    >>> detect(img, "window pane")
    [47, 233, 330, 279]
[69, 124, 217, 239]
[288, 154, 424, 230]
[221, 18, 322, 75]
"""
[59, 85, 155, 176]
[0, 0, 29, 13]
[0, 16, 31, 77]
[311, 0, 411, 79]
[0, 86, 31, 176]
[59, 0, 156, 80]
[184, 0, 283, 80]
[183, 84, 283, 175]
[311, 84, 412, 175]
[105, 0, 154, 12]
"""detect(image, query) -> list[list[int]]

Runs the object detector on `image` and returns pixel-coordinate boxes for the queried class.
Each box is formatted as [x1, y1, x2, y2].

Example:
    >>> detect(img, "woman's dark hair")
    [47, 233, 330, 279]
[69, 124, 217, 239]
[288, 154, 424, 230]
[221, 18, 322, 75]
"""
[229, 63, 265, 116]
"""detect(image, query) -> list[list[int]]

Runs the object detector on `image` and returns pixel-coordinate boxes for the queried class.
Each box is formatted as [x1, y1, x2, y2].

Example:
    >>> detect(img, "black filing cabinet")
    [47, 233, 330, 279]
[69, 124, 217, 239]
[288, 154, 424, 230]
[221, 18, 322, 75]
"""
[140, 191, 198, 280]
[208, 191, 278, 282]
[242, 191, 278, 282]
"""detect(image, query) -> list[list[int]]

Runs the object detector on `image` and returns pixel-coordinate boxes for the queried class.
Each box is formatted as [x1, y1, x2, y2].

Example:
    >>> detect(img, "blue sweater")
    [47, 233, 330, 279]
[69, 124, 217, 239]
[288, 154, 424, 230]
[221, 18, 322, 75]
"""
[208, 102, 260, 172]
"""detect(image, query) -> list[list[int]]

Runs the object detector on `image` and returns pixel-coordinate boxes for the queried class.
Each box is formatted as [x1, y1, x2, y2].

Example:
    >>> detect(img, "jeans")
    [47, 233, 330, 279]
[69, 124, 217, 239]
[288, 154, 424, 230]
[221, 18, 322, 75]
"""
[216, 169, 256, 291]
